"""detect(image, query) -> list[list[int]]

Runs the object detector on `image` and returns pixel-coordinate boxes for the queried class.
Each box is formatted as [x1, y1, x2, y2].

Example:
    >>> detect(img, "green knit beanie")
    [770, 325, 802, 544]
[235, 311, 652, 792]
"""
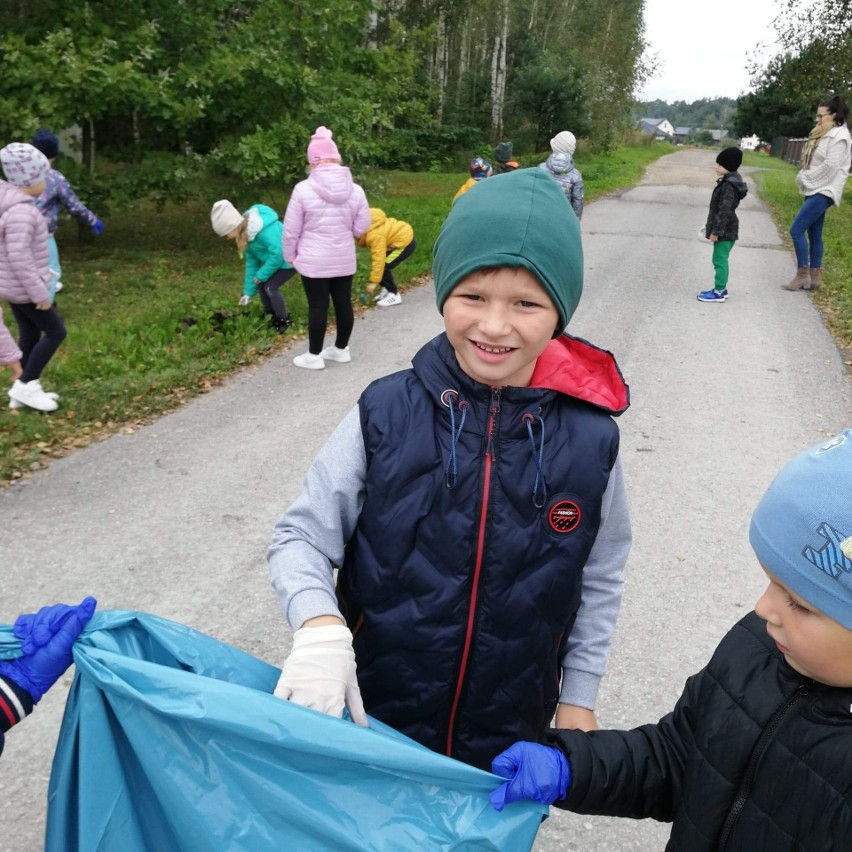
[493, 141, 514, 163]
[433, 168, 583, 330]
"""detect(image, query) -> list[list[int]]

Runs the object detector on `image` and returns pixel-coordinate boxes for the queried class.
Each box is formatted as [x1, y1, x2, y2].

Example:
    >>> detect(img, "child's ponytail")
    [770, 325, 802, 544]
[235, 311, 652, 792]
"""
[234, 218, 249, 255]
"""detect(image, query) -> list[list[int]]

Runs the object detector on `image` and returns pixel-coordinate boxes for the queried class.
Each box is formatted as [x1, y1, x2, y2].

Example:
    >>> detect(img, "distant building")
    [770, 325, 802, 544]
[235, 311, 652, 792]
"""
[710, 129, 728, 145]
[739, 135, 760, 151]
[673, 126, 691, 144]
[637, 118, 674, 139]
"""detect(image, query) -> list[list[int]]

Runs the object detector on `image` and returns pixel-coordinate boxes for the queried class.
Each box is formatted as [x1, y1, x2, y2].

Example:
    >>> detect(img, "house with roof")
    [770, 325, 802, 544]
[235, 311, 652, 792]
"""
[673, 126, 691, 144]
[637, 118, 674, 139]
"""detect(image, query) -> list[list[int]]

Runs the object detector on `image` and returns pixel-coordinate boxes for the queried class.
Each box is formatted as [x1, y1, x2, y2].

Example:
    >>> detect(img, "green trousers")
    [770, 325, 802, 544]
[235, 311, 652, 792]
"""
[712, 240, 735, 290]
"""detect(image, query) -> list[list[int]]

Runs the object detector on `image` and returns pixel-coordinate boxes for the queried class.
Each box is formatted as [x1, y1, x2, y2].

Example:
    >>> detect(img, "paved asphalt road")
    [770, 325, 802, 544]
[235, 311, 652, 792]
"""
[1, 149, 850, 851]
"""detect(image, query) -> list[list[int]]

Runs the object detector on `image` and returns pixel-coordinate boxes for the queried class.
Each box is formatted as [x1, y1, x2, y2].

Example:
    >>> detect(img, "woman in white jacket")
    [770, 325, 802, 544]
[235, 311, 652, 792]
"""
[783, 94, 851, 291]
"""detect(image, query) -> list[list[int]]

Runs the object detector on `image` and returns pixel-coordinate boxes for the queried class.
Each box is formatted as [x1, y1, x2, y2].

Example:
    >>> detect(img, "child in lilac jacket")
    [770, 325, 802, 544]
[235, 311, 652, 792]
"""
[283, 127, 370, 371]
[0, 143, 65, 412]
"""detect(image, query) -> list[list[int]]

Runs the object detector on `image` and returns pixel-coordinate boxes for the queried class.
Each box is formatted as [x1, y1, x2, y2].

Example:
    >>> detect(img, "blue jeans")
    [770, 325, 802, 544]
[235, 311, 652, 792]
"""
[789, 194, 832, 268]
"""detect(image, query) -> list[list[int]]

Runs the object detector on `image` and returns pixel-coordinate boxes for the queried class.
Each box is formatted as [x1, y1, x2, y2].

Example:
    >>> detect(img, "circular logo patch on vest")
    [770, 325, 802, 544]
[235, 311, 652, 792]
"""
[548, 499, 582, 534]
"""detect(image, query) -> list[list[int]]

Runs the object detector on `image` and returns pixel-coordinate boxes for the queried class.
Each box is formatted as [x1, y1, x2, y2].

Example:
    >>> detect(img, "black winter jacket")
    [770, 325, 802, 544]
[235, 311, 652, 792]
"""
[338, 333, 629, 770]
[0, 674, 34, 757]
[543, 612, 852, 851]
[705, 172, 748, 242]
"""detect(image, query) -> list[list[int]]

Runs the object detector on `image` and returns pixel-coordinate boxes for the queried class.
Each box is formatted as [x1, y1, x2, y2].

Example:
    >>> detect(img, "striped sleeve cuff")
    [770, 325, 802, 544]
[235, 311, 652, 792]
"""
[0, 674, 34, 734]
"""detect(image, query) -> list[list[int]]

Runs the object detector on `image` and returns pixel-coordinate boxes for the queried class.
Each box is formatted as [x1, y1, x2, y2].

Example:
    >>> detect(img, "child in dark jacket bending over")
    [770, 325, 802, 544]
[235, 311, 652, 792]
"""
[491, 430, 852, 851]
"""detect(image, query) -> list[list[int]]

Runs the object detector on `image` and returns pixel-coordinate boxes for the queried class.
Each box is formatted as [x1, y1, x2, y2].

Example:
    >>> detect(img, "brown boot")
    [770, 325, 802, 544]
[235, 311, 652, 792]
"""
[782, 267, 810, 290]
[805, 267, 822, 291]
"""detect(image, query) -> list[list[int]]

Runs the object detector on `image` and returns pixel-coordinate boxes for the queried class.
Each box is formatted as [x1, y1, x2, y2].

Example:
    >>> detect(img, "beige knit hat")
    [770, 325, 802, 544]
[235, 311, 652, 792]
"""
[550, 131, 577, 156]
[210, 200, 244, 237]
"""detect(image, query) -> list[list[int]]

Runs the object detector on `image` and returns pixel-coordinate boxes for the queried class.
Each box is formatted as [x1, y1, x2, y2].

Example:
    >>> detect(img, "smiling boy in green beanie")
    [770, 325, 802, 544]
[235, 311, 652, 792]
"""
[491, 429, 852, 850]
[268, 168, 632, 770]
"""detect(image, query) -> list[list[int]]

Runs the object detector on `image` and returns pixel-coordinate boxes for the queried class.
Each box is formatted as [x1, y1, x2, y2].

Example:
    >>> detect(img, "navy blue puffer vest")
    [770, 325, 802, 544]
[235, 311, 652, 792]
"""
[337, 333, 625, 769]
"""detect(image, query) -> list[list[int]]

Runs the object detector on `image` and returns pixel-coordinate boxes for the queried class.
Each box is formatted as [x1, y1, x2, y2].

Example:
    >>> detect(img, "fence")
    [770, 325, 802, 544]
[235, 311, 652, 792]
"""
[781, 137, 807, 165]
[769, 136, 805, 164]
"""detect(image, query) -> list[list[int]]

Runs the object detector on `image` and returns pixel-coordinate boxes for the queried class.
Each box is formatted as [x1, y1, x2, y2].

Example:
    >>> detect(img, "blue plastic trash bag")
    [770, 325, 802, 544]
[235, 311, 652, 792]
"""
[0, 611, 546, 851]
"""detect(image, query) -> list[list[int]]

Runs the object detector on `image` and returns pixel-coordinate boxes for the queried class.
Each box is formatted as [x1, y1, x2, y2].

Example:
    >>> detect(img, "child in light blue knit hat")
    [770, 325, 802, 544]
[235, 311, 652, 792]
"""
[490, 430, 852, 850]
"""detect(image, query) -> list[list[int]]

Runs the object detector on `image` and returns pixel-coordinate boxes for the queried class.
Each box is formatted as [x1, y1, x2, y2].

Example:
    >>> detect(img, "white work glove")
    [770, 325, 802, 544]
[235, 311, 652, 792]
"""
[274, 625, 368, 726]
[238, 294, 252, 306]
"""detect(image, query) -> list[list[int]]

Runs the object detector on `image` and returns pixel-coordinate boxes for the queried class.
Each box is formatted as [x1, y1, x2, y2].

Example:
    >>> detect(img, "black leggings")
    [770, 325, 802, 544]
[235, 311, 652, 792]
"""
[301, 275, 354, 355]
[380, 237, 417, 294]
[9, 302, 67, 383]
[257, 267, 296, 320]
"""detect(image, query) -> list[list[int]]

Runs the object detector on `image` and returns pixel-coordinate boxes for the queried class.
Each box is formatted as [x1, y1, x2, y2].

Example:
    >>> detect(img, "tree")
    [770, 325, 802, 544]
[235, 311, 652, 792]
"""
[734, 52, 816, 140]
[0, 0, 651, 191]
[508, 53, 588, 150]
[738, 0, 852, 140]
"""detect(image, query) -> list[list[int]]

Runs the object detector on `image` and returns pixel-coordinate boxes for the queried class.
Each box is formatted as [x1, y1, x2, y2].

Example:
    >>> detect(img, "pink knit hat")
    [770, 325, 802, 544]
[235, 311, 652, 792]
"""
[306, 126, 341, 164]
[1, 143, 50, 187]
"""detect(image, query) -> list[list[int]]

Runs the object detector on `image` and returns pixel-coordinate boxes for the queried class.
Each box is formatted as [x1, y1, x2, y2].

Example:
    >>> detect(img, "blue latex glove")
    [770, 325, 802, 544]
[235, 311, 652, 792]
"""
[490, 742, 571, 812]
[91, 218, 104, 236]
[0, 597, 97, 701]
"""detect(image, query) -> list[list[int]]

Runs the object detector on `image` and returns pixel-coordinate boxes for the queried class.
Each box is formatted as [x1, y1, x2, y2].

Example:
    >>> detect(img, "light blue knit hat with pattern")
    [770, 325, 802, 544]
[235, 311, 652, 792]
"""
[749, 430, 852, 628]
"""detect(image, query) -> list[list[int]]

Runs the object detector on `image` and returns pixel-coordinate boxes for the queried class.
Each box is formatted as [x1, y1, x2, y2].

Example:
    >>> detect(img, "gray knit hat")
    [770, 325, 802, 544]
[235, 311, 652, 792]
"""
[750, 430, 852, 628]
[432, 168, 583, 331]
[493, 141, 513, 163]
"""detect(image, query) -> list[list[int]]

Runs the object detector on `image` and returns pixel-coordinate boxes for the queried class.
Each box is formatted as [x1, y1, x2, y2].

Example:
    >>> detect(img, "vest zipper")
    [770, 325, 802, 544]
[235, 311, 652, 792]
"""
[716, 681, 811, 850]
[445, 387, 501, 757]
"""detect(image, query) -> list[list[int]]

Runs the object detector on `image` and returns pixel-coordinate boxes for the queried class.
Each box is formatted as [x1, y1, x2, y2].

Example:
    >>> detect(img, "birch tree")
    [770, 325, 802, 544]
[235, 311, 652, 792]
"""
[490, 0, 511, 139]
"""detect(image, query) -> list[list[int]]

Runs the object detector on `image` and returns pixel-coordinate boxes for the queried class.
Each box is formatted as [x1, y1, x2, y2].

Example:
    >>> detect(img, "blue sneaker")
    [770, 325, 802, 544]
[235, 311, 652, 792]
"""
[697, 288, 728, 302]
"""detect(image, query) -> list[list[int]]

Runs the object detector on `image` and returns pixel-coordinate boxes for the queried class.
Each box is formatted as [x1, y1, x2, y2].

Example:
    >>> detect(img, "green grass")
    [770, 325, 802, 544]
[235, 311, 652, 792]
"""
[743, 151, 852, 355]
[1, 144, 673, 483]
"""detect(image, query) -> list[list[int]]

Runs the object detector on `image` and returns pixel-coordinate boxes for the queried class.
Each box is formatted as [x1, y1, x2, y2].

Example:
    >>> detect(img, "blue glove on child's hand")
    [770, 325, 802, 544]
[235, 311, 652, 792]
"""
[0, 597, 97, 701]
[490, 742, 571, 811]
[91, 218, 104, 236]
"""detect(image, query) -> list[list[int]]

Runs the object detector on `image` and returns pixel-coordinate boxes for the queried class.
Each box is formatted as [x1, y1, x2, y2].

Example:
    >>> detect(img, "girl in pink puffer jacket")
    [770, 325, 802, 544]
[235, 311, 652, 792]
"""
[0, 143, 65, 412]
[283, 127, 370, 370]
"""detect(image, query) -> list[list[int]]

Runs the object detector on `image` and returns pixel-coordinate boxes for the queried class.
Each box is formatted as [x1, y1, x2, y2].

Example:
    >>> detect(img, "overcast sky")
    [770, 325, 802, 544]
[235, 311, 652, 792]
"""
[637, 0, 781, 103]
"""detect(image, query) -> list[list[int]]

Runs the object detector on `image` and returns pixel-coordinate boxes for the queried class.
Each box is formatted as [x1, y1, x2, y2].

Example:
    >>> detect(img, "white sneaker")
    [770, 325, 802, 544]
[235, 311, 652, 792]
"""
[8, 379, 59, 412]
[320, 346, 351, 363]
[54, 281, 64, 293]
[292, 352, 325, 370]
[372, 287, 389, 303]
[9, 388, 59, 410]
[376, 292, 402, 307]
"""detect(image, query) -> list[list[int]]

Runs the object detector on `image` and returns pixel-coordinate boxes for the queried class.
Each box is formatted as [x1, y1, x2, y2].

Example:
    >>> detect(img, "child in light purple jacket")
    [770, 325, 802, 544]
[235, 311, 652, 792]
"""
[0, 143, 65, 412]
[283, 127, 370, 371]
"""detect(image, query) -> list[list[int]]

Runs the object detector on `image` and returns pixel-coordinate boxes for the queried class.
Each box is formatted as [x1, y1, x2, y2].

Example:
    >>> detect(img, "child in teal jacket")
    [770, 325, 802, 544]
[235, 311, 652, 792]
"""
[211, 200, 295, 333]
